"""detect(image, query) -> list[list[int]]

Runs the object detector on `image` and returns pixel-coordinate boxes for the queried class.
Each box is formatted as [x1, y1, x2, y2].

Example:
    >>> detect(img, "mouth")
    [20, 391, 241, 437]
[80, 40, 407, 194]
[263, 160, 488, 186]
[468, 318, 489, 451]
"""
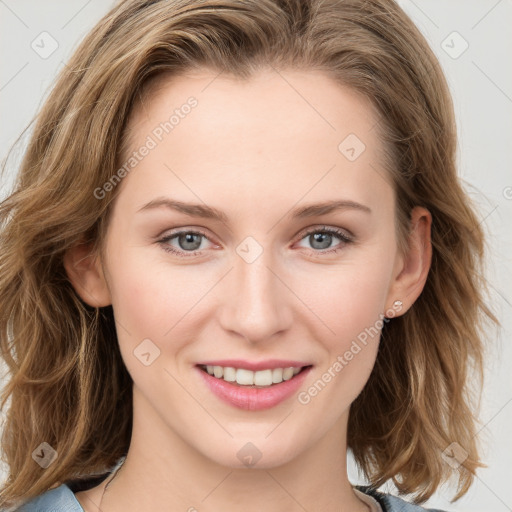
[197, 364, 313, 388]
[196, 362, 314, 410]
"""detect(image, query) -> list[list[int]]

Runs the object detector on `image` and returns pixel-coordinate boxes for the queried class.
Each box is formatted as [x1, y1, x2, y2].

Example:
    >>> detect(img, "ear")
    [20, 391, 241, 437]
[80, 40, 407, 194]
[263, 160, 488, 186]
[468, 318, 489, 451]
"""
[384, 206, 432, 316]
[63, 242, 112, 307]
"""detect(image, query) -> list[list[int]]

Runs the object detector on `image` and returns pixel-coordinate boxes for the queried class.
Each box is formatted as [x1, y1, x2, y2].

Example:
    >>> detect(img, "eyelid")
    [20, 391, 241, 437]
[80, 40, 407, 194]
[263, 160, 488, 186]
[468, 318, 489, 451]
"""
[157, 224, 354, 258]
[157, 224, 220, 241]
[157, 227, 217, 246]
[156, 227, 220, 258]
[295, 224, 354, 242]
[157, 225, 352, 244]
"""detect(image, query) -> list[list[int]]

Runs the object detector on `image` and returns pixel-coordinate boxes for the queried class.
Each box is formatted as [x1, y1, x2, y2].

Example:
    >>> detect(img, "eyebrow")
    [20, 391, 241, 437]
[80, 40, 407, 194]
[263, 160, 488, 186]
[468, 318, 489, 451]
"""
[137, 197, 372, 222]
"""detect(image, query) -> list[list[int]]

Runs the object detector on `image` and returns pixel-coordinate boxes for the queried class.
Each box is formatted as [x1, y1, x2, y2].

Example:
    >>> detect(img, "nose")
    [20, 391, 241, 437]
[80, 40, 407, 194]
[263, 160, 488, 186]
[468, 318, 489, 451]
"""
[218, 245, 293, 344]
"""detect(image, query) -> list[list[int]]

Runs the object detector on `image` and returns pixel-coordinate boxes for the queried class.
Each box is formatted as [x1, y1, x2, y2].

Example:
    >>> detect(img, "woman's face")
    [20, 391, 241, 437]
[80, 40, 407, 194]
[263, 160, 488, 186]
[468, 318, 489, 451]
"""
[88, 68, 426, 468]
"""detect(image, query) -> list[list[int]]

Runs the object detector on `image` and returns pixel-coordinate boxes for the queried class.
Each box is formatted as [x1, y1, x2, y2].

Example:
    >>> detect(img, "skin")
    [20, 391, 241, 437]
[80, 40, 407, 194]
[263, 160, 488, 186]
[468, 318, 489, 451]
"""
[65, 68, 432, 512]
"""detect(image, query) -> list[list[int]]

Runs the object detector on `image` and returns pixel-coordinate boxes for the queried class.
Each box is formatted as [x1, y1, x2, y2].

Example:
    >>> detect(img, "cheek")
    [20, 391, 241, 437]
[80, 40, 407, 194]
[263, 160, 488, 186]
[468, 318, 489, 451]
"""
[105, 240, 213, 339]
[104, 249, 214, 387]
[293, 265, 390, 417]
[294, 249, 395, 401]
[304, 259, 393, 347]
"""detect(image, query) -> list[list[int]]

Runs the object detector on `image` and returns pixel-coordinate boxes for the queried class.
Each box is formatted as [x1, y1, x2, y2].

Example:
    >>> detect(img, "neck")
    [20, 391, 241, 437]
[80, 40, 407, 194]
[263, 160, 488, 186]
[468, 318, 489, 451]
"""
[78, 386, 369, 512]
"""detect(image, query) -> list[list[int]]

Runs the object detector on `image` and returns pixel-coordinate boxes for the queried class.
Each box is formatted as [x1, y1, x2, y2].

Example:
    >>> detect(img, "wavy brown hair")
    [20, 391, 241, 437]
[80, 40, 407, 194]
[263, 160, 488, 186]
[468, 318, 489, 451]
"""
[0, 0, 499, 508]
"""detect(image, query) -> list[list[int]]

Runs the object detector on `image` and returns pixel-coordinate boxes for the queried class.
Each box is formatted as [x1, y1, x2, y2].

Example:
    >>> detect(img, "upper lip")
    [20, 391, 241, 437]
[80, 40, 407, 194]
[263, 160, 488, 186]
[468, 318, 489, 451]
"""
[196, 359, 313, 371]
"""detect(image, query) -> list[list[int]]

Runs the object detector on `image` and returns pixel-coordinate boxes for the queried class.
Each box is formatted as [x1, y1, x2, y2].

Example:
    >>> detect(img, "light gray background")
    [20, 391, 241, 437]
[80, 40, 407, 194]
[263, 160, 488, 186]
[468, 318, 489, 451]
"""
[0, 1, 511, 511]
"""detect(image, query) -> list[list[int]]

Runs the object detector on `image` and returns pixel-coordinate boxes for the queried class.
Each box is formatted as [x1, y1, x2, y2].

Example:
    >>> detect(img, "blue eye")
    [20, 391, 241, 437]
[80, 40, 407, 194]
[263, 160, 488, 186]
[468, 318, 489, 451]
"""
[157, 226, 353, 258]
[158, 230, 211, 256]
[297, 226, 353, 254]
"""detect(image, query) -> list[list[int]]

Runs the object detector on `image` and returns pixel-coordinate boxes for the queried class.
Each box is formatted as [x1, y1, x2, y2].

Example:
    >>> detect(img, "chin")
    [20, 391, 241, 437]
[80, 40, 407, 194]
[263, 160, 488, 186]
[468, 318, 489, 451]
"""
[198, 433, 304, 470]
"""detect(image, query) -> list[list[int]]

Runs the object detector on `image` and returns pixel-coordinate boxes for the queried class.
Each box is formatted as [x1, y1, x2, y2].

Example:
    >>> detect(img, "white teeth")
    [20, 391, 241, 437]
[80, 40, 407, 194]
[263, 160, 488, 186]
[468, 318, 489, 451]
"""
[254, 369, 272, 386]
[236, 368, 254, 385]
[271, 368, 283, 383]
[223, 367, 236, 382]
[282, 367, 294, 380]
[203, 365, 305, 386]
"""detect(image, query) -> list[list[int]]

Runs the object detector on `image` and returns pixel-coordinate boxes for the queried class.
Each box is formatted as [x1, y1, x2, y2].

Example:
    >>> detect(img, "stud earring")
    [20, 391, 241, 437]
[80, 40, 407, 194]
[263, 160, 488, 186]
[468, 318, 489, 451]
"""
[383, 300, 404, 321]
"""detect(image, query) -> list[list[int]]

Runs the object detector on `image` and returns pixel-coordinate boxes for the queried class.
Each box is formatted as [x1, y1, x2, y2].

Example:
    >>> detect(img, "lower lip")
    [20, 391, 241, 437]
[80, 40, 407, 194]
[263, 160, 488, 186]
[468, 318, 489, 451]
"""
[196, 366, 313, 411]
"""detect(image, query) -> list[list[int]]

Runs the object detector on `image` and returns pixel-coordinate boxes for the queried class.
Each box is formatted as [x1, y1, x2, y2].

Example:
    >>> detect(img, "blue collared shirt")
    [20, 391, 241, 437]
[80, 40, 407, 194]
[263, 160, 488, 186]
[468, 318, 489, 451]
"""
[14, 480, 448, 512]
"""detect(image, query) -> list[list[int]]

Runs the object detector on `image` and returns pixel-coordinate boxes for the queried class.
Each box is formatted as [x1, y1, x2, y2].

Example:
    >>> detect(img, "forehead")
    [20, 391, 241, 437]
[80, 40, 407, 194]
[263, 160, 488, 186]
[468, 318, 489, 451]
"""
[118, 68, 392, 213]
[127, 67, 381, 148]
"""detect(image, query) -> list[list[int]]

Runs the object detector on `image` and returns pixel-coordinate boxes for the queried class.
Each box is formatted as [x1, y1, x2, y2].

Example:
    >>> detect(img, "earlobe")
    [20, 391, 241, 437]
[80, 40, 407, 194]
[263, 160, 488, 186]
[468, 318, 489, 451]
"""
[385, 206, 432, 315]
[63, 242, 112, 307]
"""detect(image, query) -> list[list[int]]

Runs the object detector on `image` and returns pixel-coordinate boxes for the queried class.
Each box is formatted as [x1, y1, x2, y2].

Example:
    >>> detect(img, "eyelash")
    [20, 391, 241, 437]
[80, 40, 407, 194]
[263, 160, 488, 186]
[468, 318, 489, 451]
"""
[157, 226, 353, 258]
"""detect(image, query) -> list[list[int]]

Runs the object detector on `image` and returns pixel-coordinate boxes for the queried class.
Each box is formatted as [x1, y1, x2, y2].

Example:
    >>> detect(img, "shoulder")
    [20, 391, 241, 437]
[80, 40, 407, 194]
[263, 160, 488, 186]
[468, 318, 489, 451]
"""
[356, 485, 449, 512]
[13, 483, 83, 512]
[12, 472, 111, 512]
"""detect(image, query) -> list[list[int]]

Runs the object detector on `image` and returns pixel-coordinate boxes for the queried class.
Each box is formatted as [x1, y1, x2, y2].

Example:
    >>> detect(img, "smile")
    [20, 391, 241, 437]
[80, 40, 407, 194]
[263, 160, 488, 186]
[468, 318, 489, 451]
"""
[196, 363, 313, 411]
[199, 364, 310, 387]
